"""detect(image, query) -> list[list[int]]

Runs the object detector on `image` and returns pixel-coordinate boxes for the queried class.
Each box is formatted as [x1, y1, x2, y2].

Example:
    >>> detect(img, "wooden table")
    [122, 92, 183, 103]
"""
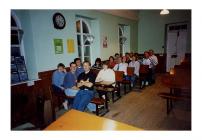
[44, 109, 142, 130]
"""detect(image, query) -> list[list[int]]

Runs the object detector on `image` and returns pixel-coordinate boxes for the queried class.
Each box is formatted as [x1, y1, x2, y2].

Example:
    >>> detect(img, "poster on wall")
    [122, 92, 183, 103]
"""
[53, 38, 63, 54]
[103, 36, 108, 48]
[67, 39, 75, 53]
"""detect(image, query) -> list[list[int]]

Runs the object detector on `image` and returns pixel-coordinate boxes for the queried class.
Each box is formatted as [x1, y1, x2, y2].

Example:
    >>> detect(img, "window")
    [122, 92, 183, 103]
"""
[11, 15, 24, 57]
[76, 19, 92, 63]
[119, 26, 125, 56]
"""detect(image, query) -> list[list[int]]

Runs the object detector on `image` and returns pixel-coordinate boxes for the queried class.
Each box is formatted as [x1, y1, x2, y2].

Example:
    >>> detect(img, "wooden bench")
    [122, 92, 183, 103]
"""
[90, 97, 106, 116]
[158, 92, 191, 114]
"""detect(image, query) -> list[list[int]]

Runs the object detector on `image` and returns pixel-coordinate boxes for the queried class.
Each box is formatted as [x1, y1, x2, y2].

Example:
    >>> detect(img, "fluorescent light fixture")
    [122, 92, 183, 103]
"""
[160, 9, 169, 15]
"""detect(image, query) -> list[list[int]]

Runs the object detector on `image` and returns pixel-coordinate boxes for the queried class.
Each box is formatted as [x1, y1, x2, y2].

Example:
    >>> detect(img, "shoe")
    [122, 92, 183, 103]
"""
[98, 104, 104, 109]
[63, 101, 68, 110]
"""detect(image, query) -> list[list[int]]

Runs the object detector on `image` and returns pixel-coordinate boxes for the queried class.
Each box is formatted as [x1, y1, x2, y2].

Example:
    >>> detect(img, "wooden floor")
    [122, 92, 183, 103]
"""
[103, 73, 191, 130]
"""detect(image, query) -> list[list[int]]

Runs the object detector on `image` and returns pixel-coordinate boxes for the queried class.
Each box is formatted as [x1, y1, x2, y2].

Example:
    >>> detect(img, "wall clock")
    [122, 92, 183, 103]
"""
[53, 12, 66, 29]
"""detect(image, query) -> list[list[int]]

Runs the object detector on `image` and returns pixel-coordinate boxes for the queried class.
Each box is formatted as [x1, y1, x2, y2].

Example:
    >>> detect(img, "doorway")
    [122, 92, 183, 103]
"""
[165, 22, 188, 72]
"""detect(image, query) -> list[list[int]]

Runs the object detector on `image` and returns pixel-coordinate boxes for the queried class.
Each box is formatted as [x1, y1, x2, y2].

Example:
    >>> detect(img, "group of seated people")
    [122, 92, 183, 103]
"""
[52, 49, 158, 113]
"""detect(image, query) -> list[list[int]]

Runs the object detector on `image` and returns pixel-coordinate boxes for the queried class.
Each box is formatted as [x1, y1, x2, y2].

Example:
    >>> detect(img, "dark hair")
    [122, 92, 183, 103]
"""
[69, 62, 76, 67]
[102, 61, 109, 66]
[115, 53, 119, 56]
[74, 58, 81, 63]
[95, 58, 101, 64]
[83, 61, 91, 66]
[57, 63, 65, 68]
[109, 56, 114, 61]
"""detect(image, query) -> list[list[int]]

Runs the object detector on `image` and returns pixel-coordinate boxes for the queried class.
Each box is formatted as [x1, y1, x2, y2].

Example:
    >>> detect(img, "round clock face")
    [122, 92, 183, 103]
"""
[53, 13, 66, 29]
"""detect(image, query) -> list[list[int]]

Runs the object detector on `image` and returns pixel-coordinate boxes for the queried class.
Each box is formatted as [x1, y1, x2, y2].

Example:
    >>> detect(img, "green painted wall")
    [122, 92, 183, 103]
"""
[13, 10, 138, 79]
[138, 10, 191, 53]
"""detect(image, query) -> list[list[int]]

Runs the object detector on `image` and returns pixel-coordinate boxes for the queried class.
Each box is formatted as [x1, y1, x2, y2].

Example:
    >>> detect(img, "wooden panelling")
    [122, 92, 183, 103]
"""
[11, 79, 50, 129]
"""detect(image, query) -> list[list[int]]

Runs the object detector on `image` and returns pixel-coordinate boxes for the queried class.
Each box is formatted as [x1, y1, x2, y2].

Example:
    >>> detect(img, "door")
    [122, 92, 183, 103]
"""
[166, 23, 188, 72]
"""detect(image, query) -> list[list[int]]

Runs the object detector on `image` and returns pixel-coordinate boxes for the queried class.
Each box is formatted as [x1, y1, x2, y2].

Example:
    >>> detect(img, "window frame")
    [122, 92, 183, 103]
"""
[76, 18, 92, 64]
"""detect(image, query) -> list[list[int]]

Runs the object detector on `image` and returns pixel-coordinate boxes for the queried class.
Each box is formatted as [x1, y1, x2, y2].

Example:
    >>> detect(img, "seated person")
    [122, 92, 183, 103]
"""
[96, 61, 115, 99]
[129, 55, 140, 86]
[74, 58, 84, 77]
[108, 56, 116, 69]
[125, 52, 132, 64]
[113, 56, 128, 76]
[72, 61, 96, 112]
[52, 63, 66, 93]
[63, 62, 79, 97]
[92, 58, 102, 69]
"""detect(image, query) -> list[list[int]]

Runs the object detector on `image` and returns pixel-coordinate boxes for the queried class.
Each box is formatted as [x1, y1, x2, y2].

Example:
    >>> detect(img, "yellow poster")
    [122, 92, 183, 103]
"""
[67, 39, 75, 53]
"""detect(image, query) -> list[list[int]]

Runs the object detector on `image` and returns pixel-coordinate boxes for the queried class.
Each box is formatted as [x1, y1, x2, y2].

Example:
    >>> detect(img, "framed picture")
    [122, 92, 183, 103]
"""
[103, 36, 108, 48]
[53, 39, 63, 54]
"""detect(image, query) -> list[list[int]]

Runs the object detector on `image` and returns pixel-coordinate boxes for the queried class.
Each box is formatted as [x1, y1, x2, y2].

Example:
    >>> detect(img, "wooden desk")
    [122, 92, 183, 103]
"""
[160, 69, 191, 114]
[45, 109, 141, 130]
[95, 81, 115, 86]
[95, 81, 116, 109]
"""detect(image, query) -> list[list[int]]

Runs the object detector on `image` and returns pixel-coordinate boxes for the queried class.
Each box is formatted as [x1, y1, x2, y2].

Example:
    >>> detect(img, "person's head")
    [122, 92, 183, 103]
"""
[125, 52, 130, 58]
[69, 62, 77, 73]
[117, 57, 122, 64]
[74, 58, 82, 67]
[115, 53, 120, 58]
[83, 61, 91, 72]
[57, 63, 65, 72]
[132, 55, 138, 62]
[102, 61, 109, 70]
[149, 49, 154, 56]
[129, 52, 133, 58]
[122, 56, 127, 63]
[144, 51, 150, 59]
[95, 58, 102, 66]
[109, 56, 114, 63]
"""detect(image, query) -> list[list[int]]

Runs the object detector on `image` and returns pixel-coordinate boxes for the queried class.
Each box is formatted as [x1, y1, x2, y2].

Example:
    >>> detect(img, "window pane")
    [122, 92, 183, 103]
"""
[78, 46, 81, 57]
[11, 16, 17, 27]
[11, 47, 21, 57]
[82, 21, 89, 33]
[84, 56, 90, 62]
[84, 45, 90, 56]
[77, 35, 81, 46]
[76, 20, 81, 33]
[11, 30, 19, 45]
[83, 35, 90, 45]
[119, 28, 123, 36]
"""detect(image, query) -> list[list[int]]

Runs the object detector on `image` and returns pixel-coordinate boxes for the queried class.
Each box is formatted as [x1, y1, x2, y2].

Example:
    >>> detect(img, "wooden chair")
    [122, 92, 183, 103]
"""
[121, 67, 134, 94]
[138, 65, 149, 89]
[114, 71, 124, 100]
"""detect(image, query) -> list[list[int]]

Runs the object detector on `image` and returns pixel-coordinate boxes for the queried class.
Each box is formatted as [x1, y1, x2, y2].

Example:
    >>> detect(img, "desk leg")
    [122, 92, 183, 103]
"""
[167, 98, 170, 114]
[104, 92, 109, 111]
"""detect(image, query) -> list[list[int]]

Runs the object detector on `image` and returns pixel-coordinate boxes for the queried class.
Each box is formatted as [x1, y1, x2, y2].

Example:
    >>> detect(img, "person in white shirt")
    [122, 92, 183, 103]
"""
[96, 62, 115, 100]
[149, 49, 158, 84]
[129, 55, 140, 86]
[142, 51, 151, 86]
[96, 63, 115, 84]
[113, 57, 128, 76]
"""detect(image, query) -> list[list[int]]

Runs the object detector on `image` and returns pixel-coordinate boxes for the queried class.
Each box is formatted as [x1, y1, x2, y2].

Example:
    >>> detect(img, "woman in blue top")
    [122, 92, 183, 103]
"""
[52, 63, 66, 93]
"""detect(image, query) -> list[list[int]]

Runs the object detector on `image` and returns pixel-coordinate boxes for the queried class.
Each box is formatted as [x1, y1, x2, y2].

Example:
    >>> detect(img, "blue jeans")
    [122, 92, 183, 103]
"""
[64, 88, 78, 96]
[124, 75, 138, 86]
[72, 90, 94, 112]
